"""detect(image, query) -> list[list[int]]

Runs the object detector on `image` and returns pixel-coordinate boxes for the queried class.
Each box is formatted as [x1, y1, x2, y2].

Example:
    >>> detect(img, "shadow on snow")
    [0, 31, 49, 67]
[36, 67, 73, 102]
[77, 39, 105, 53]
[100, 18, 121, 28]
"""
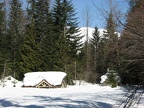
[0, 96, 114, 108]
[0, 99, 44, 108]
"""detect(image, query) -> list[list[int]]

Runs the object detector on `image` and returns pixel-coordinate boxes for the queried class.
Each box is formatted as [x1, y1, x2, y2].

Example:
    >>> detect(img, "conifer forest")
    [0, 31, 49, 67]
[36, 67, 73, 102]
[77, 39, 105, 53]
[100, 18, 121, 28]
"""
[0, 0, 143, 85]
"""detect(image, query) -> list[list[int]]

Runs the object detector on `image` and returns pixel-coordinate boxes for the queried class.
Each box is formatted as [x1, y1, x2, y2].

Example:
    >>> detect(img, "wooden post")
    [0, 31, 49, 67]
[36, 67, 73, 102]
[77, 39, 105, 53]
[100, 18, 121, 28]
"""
[2, 60, 7, 87]
[74, 61, 76, 84]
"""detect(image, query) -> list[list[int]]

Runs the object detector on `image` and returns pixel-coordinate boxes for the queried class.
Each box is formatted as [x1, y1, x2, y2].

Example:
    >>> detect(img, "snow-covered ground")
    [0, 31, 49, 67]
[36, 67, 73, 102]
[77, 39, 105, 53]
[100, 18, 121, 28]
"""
[0, 81, 144, 108]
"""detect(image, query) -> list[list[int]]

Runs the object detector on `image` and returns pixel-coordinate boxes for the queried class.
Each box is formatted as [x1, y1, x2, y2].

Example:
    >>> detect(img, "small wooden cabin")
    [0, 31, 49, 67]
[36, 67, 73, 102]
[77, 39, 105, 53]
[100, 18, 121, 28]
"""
[23, 71, 67, 88]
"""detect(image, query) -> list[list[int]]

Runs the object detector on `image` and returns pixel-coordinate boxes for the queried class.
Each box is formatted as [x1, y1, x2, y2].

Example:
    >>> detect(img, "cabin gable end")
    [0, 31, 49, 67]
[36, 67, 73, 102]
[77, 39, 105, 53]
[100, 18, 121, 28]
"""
[36, 79, 53, 88]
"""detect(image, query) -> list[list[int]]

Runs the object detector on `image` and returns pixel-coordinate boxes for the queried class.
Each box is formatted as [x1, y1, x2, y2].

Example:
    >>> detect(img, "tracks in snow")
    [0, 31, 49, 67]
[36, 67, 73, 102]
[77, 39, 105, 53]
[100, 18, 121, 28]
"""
[115, 86, 144, 108]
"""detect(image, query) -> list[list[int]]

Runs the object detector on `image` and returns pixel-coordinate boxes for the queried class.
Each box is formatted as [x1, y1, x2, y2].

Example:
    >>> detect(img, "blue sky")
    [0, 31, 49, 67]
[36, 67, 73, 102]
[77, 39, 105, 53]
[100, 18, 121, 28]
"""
[22, 0, 129, 29]
[72, 0, 129, 28]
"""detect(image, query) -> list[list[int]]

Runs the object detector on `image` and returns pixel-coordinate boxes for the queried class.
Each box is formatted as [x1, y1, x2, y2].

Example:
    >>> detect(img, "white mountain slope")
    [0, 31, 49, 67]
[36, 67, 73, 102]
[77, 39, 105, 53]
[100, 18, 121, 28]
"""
[79, 27, 106, 43]
[79, 27, 120, 43]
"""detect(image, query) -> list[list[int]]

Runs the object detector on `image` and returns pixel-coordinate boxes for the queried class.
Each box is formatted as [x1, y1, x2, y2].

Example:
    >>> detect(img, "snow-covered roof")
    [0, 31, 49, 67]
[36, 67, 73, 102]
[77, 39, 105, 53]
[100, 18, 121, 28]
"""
[23, 71, 67, 86]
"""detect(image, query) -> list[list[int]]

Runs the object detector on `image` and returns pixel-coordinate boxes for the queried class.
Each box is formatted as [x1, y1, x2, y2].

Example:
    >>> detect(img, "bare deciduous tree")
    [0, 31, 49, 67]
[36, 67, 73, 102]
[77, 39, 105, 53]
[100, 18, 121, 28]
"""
[82, 5, 93, 81]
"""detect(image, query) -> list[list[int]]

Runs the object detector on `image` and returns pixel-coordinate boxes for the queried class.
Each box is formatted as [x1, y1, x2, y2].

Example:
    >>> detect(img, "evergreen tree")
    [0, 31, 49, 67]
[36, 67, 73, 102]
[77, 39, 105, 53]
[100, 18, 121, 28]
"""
[52, 0, 68, 71]
[26, 0, 54, 71]
[0, 2, 5, 76]
[88, 27, 101, 83]
[39, 0, 56, 71]
[52, 0, 83, 75]
[62, 0, 83, 59]
[18, 0, 48, 79]
[18, 19, 41, 80]
[7, 0, 24, 79]
[32, 0, 50, 43]
[106, 69, 119, 88]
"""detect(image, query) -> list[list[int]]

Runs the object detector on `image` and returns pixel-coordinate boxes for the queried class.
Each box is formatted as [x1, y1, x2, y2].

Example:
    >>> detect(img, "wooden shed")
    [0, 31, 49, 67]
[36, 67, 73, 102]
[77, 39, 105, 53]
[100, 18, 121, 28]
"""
[23, 71, 67, 88]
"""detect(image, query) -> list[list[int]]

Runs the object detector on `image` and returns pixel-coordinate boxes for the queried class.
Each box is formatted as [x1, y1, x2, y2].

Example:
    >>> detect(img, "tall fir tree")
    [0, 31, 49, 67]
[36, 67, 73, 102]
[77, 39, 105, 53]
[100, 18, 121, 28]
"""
[52, 0, 83, 81]
[32, 0, 50, 43]
[17, 0, 47, 79]
[62, 0, 83, 59]
[52, 0, 68, 71]
[32, 0, 54, 71]
[0, 2, 5, 77]
[7, 0, 24, 79]
[18, 19, 41, 80]
[88, 26, 101, 83]
[25, 0, 54, 71]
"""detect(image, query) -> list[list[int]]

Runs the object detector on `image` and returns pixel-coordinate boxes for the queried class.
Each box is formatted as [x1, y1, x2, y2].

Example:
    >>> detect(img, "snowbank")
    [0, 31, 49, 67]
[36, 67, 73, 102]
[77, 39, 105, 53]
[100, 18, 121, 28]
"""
[100, 74, 108, 84]
[23, 71, 67, 86]
[0, 76, 23, 87]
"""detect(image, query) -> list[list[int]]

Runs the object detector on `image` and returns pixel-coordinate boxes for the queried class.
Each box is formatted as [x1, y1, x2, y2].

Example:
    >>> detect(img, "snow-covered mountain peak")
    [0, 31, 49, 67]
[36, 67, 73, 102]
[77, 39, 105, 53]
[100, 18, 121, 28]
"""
[79, 27, 105, 43]
[79, 27, 120, 43]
